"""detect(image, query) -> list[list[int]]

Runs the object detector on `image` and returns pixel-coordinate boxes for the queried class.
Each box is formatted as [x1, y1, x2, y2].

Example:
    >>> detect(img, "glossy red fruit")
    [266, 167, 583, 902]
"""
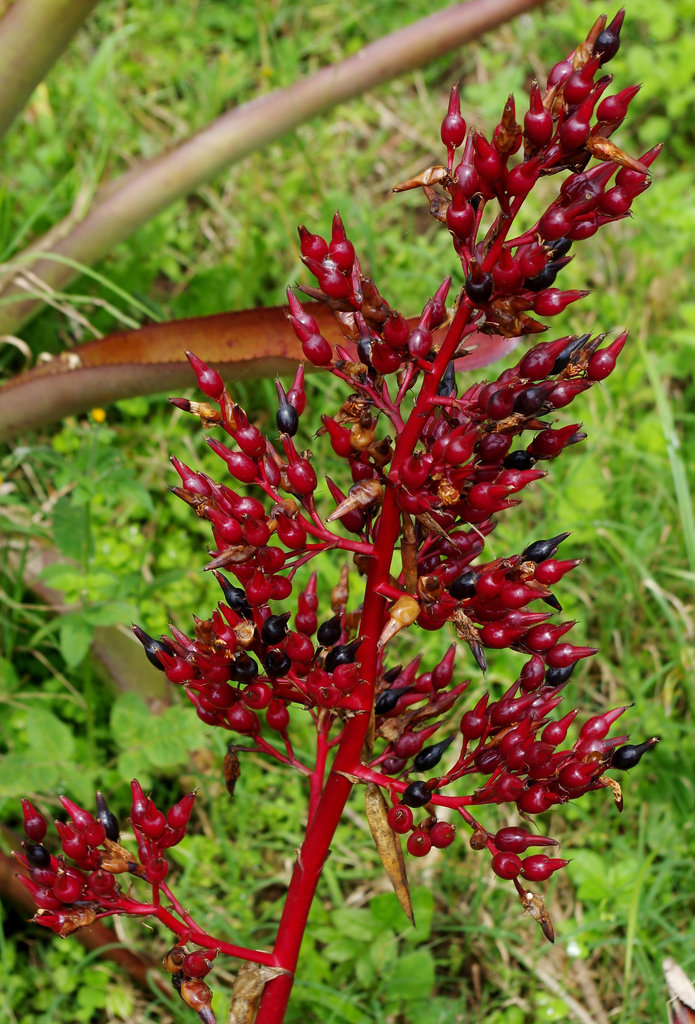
[387, 805, 414, 834]
[520, 855, 570, 881]
[491, 851, 522, 879]
[430, 821, 456, 849]
[407, 830, 432, 858]
[21, 799, 47, 842]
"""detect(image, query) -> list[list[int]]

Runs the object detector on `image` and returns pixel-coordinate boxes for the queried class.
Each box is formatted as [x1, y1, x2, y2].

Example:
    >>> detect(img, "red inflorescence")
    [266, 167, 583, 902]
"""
[18, 10, 661, 1017]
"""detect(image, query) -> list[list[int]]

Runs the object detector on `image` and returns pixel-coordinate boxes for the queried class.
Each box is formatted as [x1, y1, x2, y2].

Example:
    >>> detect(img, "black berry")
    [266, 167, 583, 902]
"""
[413, 735, 455, 772]
[96, 791, 120, 841]
[264, 650, 291, 677]
[552, 334, 589, 374]
[325, 639, 360, 673]
[317, 615, 342, 647]
[449, 570, 477, 600]
[503, 450, 535, 471]
[276, 402, 299, 436]
[375, 687, 411, 715]
[610, 738, 659, 771]
[261, 613, 291, 646]
[401, 780, 433, 808]
[464, 270, 493, 305]
[522, 532, 570, 563]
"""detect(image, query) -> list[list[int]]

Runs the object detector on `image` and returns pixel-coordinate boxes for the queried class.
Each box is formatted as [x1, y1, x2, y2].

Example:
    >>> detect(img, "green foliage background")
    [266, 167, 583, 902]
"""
[1, 1, 694, 1022]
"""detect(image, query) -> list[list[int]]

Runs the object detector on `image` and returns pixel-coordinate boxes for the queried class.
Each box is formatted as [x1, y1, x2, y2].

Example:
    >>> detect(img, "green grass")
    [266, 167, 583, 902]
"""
[1, 1, 695, 1022]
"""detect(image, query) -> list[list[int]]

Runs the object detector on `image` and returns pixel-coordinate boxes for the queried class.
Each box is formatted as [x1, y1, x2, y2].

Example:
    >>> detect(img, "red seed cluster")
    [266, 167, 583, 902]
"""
[15, 787, 196, 936]
[17, 8, 661, 1006]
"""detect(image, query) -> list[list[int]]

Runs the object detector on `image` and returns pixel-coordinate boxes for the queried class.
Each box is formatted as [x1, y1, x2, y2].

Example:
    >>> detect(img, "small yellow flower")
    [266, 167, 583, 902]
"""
[90, 408, 107, 424]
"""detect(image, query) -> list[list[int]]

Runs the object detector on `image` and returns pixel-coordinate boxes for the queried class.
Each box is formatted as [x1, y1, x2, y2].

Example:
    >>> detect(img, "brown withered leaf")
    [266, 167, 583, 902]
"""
[223, 745, 241, 798]
[100, 837, 140, 875]
[36, 904, 98, 937]
[392, 165, 450, 193]
[365, 783, 414, 925]
[424, 185, 449, 223]
[227, 962, 291, 1024]
[602, 774, 623, 813]
[573, 13, 606, 69]
[518, 888, 554, 943]
[664, 957, 695, 1024]
[586, 135, 649, 173]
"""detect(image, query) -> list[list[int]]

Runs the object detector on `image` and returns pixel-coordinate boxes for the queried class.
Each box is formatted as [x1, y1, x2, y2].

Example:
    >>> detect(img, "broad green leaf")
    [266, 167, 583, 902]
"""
[59, 614, 93, 667]
[381, 949, 435, 1005]
[0, 753, 60, 797]
[27, 707, 75, 763]
[52, 495, 92, 563]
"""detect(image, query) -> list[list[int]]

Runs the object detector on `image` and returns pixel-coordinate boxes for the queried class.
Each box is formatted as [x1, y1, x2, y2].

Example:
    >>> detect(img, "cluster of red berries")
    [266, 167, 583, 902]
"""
[16, 9, 660, 1017]
[15, 787, 195, 933]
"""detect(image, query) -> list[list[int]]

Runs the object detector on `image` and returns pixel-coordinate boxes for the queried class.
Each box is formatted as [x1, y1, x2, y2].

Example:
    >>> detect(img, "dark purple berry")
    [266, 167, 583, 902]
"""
[525, 262, 560, 292]
[401, 780, 432, 808]
[95, 791, 119, 841]
[317, 615, 342, 647]
[514, 386, 547, 416]
[546, 236, 572, 259]
[551, 334, 590, 374]
[23, 842, 51, 869]
[229, 653, 258, 682]
[522, 532, 570, 563]
[214, 572, 252, 619]
[449, 570, 477, 600]
[544, 663, 576, 687]
[325, 640, 360, 673]
[264, 650, 291, 677]
[464, 270, 493, 305]
[437, 360, 457, 397]
[413, 735, 455, 772]
[261, 613, 291, 646]
[503, 450, 535, 471]
[610, 737, 659, 770]
[132, 626, 174, 671]
[276, 401, 299, 436]
[375, 687, 411, 714]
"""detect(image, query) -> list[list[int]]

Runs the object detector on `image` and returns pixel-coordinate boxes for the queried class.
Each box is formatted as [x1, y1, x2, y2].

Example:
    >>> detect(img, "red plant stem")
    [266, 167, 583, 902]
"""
[114, 900, 276, 965]
[254, 294, 476, 1023]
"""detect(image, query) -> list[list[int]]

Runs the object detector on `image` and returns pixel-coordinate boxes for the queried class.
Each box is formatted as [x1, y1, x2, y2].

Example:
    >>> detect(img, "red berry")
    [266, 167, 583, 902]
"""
[520, 854, 569, 881]
[53, 867, 86, 903]
[182, 951, 213, 979]
[430, 821, 456, 849]
[407, 830, 432, 857]
[21, 799, 47, 842]
[265, 699, 290, 732]
[387, 805, 414, 834]
[491, 851, 522, 879]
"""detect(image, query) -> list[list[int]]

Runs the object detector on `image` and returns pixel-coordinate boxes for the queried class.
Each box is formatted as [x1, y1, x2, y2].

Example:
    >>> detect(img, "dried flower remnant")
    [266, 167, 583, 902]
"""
[18, 11, 660, 1024]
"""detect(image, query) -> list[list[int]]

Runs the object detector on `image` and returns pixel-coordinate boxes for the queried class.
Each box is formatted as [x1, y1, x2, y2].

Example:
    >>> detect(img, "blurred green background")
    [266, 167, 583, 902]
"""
[1, 1, 694, 1021]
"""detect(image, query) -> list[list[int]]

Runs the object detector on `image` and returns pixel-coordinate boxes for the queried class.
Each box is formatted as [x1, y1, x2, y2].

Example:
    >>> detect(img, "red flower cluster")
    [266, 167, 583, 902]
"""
[16, 10, 660, 1022]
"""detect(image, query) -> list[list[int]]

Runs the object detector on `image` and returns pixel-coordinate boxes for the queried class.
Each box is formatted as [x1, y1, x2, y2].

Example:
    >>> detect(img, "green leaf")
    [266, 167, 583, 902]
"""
[38, 562, 87, 597]
[83, 600, 138, 627]
[330, 907, 380, 943]
[380, 949, 435, 1005]
[52, 495, 92, 563]
[27, 707, 75, 763]
[111, 692, 150, 752]
[0, 753, 60, 798]
[0, 657, 19, 693]
[59, 613, 93, 667]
